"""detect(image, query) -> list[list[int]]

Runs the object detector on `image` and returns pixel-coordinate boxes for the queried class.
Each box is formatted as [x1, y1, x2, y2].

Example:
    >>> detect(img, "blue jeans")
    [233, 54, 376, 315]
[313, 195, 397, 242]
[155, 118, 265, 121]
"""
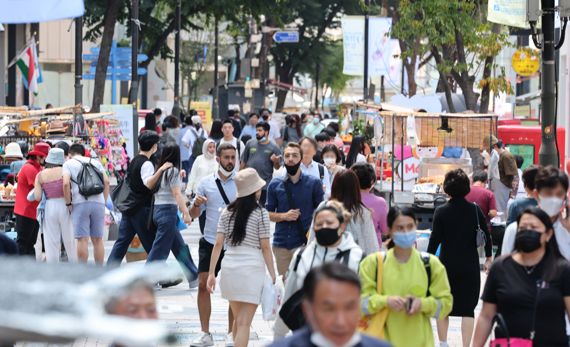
[107, 207, 155, 264]
[147, 204, 198, 281]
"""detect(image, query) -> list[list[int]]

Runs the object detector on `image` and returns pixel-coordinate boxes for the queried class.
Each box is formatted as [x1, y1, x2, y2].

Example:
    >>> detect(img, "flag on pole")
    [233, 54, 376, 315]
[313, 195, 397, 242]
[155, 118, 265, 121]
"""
[7, 39, 43, 96]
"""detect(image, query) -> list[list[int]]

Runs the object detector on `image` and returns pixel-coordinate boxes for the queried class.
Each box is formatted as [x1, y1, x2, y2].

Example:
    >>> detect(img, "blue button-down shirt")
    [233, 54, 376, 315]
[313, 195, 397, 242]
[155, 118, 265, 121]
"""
[193, 171, 237, 244]
[266, 173, 324, 250]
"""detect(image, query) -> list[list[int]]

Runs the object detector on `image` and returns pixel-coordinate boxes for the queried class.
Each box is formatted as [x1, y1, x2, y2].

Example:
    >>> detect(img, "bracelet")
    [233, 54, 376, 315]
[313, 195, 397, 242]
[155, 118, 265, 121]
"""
[66, 203, 72, 206]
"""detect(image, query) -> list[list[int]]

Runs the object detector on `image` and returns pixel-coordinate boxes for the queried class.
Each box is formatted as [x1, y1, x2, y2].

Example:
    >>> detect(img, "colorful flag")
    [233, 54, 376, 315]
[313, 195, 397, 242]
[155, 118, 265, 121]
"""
[8, 39, 43, 96]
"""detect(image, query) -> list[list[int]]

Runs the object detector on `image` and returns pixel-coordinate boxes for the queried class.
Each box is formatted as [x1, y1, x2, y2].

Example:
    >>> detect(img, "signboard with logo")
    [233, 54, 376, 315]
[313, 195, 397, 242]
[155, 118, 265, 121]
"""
[512, 49, 540, 76]
[190, 101, 212, 129]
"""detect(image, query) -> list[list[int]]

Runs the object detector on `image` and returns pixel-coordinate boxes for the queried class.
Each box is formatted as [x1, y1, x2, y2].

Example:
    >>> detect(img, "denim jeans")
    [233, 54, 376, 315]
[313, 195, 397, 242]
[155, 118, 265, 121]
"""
[107, 207, 155, 264]
[181, 160, 191, 183]
[147, 204, 198, 281]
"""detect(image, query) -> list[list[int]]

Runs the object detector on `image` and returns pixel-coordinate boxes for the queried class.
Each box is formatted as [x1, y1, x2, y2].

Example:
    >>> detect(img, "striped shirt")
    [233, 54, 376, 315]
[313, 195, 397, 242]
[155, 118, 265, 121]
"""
[217, 207, 270, 249]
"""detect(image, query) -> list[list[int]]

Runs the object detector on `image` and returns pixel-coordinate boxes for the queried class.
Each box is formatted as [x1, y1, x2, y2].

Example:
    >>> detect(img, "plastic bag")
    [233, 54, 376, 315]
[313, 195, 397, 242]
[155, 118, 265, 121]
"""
[261, 275, 284, 321]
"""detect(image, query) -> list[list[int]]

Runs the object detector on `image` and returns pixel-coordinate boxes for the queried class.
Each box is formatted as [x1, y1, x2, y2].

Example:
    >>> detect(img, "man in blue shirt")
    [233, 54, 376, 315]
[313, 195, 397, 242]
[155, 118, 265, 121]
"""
[189, 143, 237, 347]
[267, 142, 324, 276]
[507, 165, 539, 225]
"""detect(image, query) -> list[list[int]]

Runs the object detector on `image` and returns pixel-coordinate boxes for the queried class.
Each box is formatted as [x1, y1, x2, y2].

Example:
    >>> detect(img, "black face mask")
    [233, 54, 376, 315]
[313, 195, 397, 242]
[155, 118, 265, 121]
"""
[515, 229, 543, 253]
[315, 227, 341, 246]
[285, 162, 300, 176]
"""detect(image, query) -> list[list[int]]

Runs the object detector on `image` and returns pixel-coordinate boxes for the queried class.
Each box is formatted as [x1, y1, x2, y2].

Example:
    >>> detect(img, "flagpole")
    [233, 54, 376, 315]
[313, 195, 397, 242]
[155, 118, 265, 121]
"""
[6, 38, 34, 69]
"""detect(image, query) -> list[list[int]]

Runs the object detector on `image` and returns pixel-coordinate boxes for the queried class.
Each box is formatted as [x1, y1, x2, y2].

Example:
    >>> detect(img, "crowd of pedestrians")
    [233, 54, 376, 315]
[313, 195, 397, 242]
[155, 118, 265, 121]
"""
[6, 107, 570, 347]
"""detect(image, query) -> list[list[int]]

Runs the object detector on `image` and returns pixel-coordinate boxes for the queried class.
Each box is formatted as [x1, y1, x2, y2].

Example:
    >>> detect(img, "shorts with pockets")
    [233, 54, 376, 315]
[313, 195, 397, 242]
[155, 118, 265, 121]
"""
[198, 237, 224, 275]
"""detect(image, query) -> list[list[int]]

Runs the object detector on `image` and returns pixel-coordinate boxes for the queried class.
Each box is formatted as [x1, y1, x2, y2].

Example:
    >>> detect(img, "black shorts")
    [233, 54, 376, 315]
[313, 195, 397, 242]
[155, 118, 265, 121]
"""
[198, 237, 224, 275]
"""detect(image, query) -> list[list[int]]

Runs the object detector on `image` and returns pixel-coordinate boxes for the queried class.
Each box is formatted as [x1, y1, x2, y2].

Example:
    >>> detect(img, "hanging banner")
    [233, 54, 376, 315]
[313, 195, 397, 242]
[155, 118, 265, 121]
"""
[487, 0, 529, 28]
[342, 16, 365, 76]
[368, 18, 393, 77]
[100, 105, 135, 158]
[0, 0, 84, 23]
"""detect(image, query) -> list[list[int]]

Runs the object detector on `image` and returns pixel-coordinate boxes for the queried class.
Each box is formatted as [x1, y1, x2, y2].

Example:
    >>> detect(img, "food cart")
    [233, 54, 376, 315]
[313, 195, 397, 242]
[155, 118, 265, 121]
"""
[343, 102, 498, 229]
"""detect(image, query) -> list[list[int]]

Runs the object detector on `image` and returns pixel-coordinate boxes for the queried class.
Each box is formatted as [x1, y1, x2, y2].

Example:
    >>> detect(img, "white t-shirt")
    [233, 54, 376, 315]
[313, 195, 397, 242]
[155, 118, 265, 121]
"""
[141, 161, 154, 187]
[63, 155, 106, 204]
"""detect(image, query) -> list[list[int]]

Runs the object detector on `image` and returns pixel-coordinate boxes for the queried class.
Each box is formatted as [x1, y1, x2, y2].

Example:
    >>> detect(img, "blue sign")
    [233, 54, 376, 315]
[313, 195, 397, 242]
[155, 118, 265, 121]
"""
[82, 41, 149, 104]
[273, 31, 299, 43]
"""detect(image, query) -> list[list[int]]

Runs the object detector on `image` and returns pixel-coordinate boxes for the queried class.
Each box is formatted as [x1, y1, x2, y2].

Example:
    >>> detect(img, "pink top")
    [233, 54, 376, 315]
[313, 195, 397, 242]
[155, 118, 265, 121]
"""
[41, 179, 64, 199]
[361, 191, 389, 244]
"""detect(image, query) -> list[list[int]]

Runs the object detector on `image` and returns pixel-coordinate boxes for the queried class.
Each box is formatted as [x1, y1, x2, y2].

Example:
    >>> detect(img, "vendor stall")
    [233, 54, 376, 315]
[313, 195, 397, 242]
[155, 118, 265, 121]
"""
[343, 102, 498, 229]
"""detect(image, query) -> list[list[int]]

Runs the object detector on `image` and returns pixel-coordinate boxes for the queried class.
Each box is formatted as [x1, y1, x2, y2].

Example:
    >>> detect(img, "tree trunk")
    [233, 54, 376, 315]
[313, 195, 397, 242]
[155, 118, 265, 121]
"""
[479, 24, 501, 113]
[91, 0, 122, 113]
[432, 47, 456, 113]
[404, 57, 417, 97]
[275, 65, 293, 111]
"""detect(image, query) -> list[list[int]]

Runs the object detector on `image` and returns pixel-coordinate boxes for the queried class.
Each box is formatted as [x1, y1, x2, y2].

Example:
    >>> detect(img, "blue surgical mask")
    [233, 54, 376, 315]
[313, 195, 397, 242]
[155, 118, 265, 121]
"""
[392, 230, 417, 249]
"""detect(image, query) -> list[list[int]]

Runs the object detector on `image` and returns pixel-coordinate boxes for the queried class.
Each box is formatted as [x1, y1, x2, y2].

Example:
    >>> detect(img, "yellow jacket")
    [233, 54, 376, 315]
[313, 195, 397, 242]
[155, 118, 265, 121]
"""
[359, 249, 453, 347]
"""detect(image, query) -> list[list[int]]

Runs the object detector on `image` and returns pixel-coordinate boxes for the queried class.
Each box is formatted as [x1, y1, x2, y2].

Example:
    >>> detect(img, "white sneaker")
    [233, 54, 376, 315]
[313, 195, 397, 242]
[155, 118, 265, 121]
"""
[225, 333, 234, 347]
[190, 332, 214, 347]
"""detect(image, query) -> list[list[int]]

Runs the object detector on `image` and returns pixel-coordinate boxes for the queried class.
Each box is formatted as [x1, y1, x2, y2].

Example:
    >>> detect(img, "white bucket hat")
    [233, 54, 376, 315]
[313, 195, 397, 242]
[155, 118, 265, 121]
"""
[235, 168, 266, 198]
[45, 148, 65, 166]
[3, 142, 23, 160]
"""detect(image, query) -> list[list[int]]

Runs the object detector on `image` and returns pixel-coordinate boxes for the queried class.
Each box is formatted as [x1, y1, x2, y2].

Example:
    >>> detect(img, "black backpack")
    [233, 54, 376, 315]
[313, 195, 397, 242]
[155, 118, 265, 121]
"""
[191, 128, 206, 157]
[73, 158, 104, 198]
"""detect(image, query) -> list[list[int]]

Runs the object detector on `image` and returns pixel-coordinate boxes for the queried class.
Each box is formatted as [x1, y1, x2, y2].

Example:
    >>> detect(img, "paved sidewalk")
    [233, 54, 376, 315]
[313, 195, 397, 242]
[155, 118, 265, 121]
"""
[17, 221, 481, 347]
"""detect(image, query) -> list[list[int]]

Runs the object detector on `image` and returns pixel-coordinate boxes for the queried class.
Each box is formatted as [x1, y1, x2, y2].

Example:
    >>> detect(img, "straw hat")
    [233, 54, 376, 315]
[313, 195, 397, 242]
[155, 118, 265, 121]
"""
[45, 148, 65, 166]
[3, 142, 23, 160]
[235, 168, 266, 198]
[46, 120, 68, 134]
[482, 135, 499, 149]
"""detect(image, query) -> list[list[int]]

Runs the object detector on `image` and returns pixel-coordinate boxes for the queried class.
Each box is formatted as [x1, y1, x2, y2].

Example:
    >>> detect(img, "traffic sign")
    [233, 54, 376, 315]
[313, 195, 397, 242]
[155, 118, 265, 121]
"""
[273, 31, 299, 43]
[512, 48, 540, 77]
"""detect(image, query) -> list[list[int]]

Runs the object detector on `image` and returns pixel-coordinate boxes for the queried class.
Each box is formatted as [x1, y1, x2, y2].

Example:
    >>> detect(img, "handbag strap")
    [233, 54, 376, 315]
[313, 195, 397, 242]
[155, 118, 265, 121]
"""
[375, 252, 385, 293]
[215, 178, 231, 205]
[284, 180, 307, 242]
[529, 280, 543, 340]
[473, 202, 481, 229]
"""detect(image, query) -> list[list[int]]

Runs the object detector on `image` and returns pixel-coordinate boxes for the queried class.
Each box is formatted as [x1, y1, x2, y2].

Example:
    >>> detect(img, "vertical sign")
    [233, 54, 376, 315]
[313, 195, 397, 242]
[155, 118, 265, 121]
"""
[368, 17, 393, 77]
[101, 104, 135, 158]
[342, 16, 365, 76]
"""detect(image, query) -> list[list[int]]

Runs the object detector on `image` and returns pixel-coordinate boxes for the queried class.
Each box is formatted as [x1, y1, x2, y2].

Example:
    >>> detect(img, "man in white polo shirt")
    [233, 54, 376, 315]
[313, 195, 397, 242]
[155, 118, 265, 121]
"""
[189, 143, 238, 347]
[299, 137, 331, 198]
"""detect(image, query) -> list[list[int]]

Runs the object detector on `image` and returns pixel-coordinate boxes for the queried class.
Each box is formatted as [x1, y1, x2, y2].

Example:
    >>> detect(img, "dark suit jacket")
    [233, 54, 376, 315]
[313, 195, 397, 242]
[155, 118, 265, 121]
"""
[268, 327, 392, 347]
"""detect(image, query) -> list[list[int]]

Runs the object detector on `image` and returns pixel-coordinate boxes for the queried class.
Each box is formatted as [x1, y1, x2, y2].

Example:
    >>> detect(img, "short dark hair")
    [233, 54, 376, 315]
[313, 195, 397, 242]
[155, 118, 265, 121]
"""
[69, 143, 85, 156]
[321, 144, 342, 164]
[535, 166, 569, 192]
[222, 119, 233, 127]
[327, 122, 339, 133]
[443, 169, 471, 198]
[162, 115, 179, 131]
[351, 162, 376, 189]
[515, 155, 524, 169]
[285, 142, 303, 157]
[324, 128, 336, 138]
[472, 171, 488, 183]
[522, 165, 540, 191]
[303, 263, 361, 302]
[153, 108, 162, 117]
[387, 206, 417, 229]
[184, 115, 193, 126]
[248, 112, 259, 119]
[138, 131, 160, 151]
[217, 143, 236, 157]
[256, 122, 270, 132]
[55, 141, 70, 156]
[315, 132, 330, 142]
[300, 137, 318, 151]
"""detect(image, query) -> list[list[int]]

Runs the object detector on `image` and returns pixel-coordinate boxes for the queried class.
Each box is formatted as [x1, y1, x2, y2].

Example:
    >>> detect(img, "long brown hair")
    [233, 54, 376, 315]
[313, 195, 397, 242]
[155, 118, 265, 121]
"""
[331, 170, 364, 219]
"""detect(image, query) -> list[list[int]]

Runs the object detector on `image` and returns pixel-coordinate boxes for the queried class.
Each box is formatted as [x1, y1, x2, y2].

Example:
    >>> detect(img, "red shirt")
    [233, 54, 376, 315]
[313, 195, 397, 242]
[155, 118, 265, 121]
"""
[465, 185, 497, 225]
[14, 160, 41, 219]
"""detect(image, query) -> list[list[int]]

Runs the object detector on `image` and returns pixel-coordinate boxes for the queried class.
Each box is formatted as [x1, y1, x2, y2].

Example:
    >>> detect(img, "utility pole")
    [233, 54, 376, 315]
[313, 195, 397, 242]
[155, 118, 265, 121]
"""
[363, 0, 370, 102]
[213, 15, 219, 119]
[171, 1, 181, 118]
[314, 60, 320, 110]
[74, 16, 83, 105]
[129, 0, 140, 153]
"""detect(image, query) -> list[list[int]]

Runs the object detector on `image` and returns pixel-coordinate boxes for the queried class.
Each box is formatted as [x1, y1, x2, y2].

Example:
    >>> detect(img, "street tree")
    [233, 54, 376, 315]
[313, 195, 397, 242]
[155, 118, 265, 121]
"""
[268, 0, 361, 111]
[393, 0, 512, 113]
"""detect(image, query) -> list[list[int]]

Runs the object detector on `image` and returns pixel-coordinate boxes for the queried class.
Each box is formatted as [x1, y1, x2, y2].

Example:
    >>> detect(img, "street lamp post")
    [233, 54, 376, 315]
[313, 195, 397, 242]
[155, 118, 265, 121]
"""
[213, 15, 219, 119]
[74, 16, 83, 105]
[172, 1, 181, 118]
[363, 0, 370, 102]
[129, 0, 140, 153]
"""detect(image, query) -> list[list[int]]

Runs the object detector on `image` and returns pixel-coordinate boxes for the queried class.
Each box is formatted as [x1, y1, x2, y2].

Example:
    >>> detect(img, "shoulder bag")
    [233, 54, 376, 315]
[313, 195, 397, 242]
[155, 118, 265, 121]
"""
[359, 252, 389, 339]
[490, 280, 542, 347]
[474, 202, 487, 248]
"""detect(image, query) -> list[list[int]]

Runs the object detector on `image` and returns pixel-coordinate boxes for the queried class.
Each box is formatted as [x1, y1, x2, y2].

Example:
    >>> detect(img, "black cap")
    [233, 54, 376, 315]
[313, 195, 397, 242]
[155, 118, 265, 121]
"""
[139, 131, 160, 151]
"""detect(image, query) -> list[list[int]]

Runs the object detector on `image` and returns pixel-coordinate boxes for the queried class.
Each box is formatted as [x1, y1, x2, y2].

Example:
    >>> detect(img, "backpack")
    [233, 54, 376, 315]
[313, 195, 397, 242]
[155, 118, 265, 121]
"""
[317, 163, 325, 181]
[191, 127, 206, 157]
[72, 158, 105, 198]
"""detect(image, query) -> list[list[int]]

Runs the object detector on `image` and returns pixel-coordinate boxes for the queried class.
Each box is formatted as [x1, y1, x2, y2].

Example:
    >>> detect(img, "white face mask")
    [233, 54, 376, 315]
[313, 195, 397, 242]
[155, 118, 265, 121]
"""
[219, 164, 234, 177]
[539, 195, 565, 217]
[323, 157, 336, 166]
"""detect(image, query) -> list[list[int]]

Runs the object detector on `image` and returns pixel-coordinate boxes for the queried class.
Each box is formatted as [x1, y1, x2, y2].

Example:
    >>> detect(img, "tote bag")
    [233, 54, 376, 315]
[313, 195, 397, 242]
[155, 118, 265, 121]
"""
[358, 252, 389, 339]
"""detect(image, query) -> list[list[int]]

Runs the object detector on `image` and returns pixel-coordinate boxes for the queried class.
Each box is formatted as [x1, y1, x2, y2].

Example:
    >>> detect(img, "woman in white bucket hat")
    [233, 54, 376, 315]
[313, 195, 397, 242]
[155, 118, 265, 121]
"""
[206, 168, 277, 347]
[32, 148, 76, 262]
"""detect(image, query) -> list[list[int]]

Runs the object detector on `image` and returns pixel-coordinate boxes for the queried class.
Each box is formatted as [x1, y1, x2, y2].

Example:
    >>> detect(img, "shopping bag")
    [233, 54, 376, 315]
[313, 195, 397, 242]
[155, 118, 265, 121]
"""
[359, 252, 389, 339]
[490, 314, 533, 347]
[261, 275, 284, 321]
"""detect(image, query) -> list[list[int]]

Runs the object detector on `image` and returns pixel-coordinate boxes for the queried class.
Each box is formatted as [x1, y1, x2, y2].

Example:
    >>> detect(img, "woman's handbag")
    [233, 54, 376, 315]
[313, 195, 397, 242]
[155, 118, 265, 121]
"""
[111, 174, 138, 213]
[490, 314, 533, 347]
[474, 203, 487, 248]
[358, 252, 389, 339]
[490, 281, 542, 347]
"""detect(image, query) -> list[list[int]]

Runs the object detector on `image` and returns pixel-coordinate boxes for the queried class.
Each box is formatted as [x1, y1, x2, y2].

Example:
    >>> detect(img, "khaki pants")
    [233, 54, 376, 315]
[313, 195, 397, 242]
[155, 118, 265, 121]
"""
[273, 246, 298, 276]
